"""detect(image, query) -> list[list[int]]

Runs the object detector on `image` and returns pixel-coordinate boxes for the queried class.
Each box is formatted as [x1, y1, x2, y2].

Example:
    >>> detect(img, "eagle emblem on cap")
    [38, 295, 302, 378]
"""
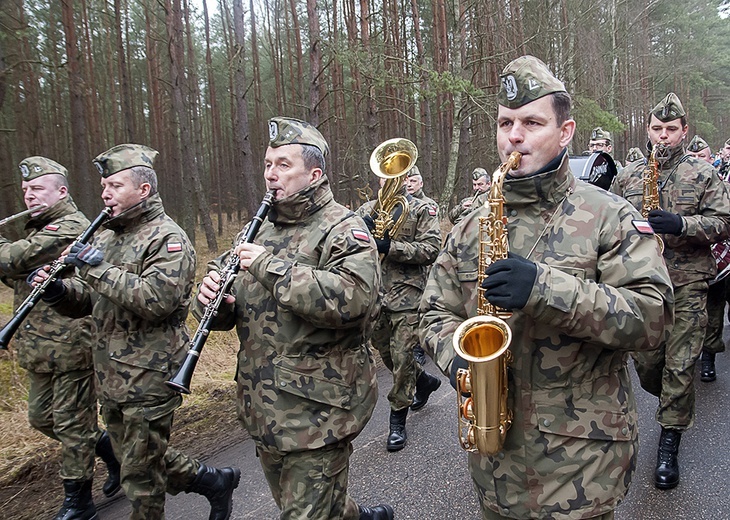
[94, 161, 105, 175]
[502, 75, 518, 101]
[268, 121, 279, 141]
[20, 164, 30, 178]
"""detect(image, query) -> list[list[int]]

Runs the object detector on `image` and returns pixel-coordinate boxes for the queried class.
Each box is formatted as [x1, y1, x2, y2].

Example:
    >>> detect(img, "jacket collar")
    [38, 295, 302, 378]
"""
[25, 196, 79, 230]
[502, 149, 574, 207]
[268, 176, 333, 225]
[103, 193, 166, 232]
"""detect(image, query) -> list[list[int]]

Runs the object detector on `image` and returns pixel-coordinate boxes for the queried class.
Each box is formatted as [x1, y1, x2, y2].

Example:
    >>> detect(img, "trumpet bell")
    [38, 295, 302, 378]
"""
[369, 138, 418, 179]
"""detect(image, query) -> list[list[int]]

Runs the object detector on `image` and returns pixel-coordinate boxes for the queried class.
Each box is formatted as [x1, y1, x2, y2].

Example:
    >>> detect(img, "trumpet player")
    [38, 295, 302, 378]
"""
[31, 145, 239, 520]
[0, 157, 121, 520]
[420, 55, 673, 520]
[195, 118, 393, 520]
[448, 167, 491, 225]
[611, 94, 730, 490]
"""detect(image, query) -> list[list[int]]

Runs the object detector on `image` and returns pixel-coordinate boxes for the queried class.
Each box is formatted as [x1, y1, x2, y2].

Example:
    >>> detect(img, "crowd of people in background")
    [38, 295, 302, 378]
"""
[3, 53, 730, 520]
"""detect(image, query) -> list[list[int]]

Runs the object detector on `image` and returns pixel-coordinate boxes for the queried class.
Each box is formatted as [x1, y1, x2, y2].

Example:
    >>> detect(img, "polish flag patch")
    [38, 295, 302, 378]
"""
[44, 224, 60, 231]
[352, 229, 370, 242]
[167, 242, 183, 253]
[428, 206, 438, 216]
[632, 220, 655, 235]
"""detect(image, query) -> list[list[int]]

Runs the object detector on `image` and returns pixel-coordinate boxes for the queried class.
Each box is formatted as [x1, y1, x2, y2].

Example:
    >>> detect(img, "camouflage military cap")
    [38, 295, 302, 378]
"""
[19, 156, 68, 181]
[407, 165, 421, 178]
[625, 147, 645, 163]
[268, 117, 330, 156]
[687, 135, 709, 153]
[93, 144, 158, 178]
[498, 55, 567, 109]
[650, 93, 686, 123]
[471, 167, 488, 181]
[590, 127, 611, 143]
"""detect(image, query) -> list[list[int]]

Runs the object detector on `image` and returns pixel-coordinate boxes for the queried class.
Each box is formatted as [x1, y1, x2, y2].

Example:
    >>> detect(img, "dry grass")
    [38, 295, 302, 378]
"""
[0, 215, 249, 518]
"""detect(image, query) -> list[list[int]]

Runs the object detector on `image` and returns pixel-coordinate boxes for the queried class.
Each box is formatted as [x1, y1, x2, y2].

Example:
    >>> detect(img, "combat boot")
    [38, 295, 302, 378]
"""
[53, 480, 98, 520]
[387, 408, 408, 452]
[411, 371, 441, 411]
[700, 351, 717, 382]
[654, 427, 682, 489]
[358, 503, 395, 519]
[95, 430, 121, 497]
[413, 345, 427, 366]
[187, 463, 241, 520]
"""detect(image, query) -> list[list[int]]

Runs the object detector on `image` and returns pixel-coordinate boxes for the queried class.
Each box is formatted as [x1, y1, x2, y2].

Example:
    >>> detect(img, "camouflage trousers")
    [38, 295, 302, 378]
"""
[101, 396, 200, 520]
[256, 440, 360, 520]
[371, 308, 423, 411]
[27, 368, 99, 481]
[633, 280, 708, 429]
[479, 507, 614, 519]
[703, 277, 728, 355]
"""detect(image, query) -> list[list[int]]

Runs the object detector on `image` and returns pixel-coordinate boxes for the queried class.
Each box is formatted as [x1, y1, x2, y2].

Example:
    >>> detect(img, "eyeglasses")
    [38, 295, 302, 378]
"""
[588, 142, 609, 150]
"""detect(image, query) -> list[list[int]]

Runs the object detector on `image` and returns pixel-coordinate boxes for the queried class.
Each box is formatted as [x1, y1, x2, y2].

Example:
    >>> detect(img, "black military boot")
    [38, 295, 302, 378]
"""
[411, 371, 441, 411]
[358, 503, 395, 520]
[413, 344, 427, 366]
[187, 463, 241, 520]
[54, 480, 98, 520]
[701, 351, 717, 382]
[95, 430, 121, 497]
[387, 408, 408, 452]
[654, 427, 682, 489]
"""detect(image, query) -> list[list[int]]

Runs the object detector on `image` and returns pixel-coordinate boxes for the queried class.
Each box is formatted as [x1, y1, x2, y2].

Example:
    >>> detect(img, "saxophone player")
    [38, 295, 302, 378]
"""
[420, 56, 673, 520]
[611, 94, 730, 490]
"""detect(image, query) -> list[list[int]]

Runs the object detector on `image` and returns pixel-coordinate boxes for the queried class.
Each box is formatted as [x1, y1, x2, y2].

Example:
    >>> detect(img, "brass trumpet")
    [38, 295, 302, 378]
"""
[452, 151, 520, 456]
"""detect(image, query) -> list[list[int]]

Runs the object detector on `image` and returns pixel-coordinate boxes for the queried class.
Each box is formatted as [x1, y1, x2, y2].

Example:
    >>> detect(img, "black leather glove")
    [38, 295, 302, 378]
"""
[481, 252, 537, 310]
[647, 209, 683, 235]
[26, 267, 66, 303]
[362, 215, 376, 232]
[374, 236, 391, 255]
[64, 241, 104, 268]
[449, 354, 469, 391]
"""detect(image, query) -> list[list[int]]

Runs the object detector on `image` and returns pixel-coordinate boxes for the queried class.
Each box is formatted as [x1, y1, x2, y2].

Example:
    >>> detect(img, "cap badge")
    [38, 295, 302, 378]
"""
[268, 121, 279, 141]
[502, 75, 518, 101]
[20, 164, 30, 178]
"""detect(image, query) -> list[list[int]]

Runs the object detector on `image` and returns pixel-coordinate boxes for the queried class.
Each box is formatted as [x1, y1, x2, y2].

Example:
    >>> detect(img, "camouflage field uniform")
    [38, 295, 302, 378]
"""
[411, 186, 438, 212]
[420, 154, 674, 519]
[53, 194, 201, 519]
[611, 145, 730, 428]
[0, 197, 99, 481]
[357, 191, 440, 410]
[449, 190, 488, 225]
[194, 176, 381, 519]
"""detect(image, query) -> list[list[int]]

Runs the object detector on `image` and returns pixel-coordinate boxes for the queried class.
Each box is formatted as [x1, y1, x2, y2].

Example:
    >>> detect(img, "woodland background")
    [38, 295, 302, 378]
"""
[2, 0, 730, 252]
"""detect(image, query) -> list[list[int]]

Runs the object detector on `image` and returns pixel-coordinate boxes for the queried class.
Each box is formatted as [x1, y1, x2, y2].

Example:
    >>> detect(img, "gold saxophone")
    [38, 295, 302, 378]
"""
[643, 143, 669, 253]
[369, 138, 418, 241]
[452, 151, 521, 456]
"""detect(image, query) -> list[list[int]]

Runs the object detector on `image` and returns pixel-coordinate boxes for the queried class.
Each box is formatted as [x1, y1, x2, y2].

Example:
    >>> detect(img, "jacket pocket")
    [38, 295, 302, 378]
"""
[535, 403, 632, 442]
[273, 354, 354, 410]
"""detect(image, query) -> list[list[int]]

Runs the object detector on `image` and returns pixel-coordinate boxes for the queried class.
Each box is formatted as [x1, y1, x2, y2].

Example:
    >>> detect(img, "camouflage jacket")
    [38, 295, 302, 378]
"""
[419, 153, 673, 519]
[412, 187, 439, 214]
[611, 144, 730, 287]
[52, 194, 195, 405]
[357, 191, 440, 312]
[194, 177, 381, 454]
[449, 191, 488, 225]
[0, 197, 92, 373]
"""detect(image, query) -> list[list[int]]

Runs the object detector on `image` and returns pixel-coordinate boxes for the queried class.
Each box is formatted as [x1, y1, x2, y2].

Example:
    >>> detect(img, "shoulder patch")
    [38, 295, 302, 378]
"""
[632, 220, 655, 235]
[44, 224, 60, 231]
[428, 206, 438, 216]
[352, 229, 370, 242]
[167, 241, 183, 253]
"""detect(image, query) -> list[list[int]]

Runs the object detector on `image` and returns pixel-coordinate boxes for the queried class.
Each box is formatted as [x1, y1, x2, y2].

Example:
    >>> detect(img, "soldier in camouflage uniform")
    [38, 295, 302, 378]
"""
[0, 157, 121, 520]
[625, 147, 646, 165]
[449, 167, 491, 225]
[610, 93, 730, 490]
[33, 145, 240, 520]
[420, 56, 673, 520]
[716, 138, 730, 180]
[404, 165, 438, 366]
[687, 135, 713, 164]
[195, 118, 393, 520]
[357, 162, 442, 452]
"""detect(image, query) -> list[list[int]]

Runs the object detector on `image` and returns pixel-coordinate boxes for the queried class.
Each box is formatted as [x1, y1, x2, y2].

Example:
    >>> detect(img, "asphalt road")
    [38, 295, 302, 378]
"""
[97, 348, 730, 520]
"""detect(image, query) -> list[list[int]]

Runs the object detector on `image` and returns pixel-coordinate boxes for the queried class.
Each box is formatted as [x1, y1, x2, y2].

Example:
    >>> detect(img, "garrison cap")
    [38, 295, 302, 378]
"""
[93, 144, 158, 178]
[268, 117, 329, 156]
[19, 156, 68, 181]
[650, 93, 686, 123]
[687, 135, 709, 153]
[590, 127, 612, 143]
[471, 167, 489, 181]
[406, 165, 421, 178]
[498, 55, 567, 109]
[625, 147, 645, 163]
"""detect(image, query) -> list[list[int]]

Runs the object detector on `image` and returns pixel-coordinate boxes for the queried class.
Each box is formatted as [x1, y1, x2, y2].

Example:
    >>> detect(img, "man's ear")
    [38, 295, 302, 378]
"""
[139, 182, 152, 199]
[559, 119, 576, 149]
[309, 168, 323, 183]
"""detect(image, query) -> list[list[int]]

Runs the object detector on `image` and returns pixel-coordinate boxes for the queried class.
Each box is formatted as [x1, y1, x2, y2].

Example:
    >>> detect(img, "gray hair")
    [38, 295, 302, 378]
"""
[301, 144, 326, 172]
[129, 166, 158, 195]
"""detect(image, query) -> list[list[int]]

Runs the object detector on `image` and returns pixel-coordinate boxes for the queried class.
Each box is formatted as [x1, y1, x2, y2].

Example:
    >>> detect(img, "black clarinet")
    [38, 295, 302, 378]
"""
[0, 207, 113, 350]
[166, 190, 275, 394]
